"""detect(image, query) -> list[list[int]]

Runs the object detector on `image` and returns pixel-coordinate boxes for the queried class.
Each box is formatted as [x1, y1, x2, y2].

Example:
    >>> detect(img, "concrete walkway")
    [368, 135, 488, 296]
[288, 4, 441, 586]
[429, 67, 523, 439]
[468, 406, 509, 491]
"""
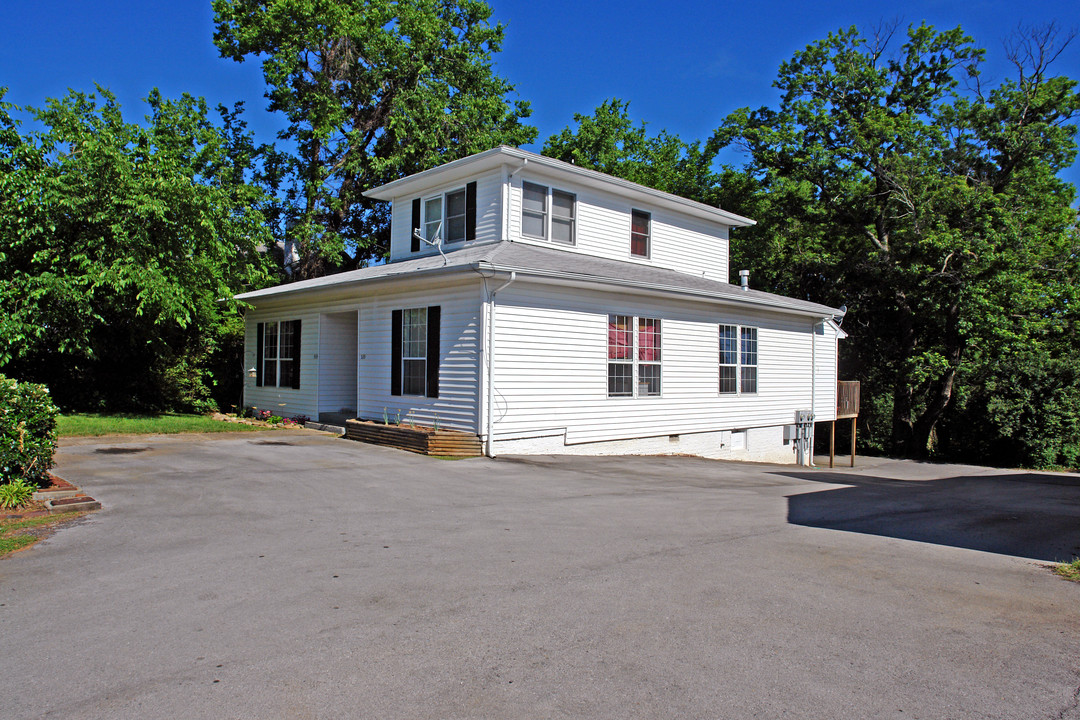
[2, 432, 1078, 719]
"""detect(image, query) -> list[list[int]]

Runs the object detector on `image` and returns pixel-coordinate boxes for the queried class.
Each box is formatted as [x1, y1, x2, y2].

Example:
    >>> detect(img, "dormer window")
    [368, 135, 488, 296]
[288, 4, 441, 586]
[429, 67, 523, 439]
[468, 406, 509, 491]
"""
[410, 182, 475, 252]
[522, 181, 575, 245]
[424, 188, 467, 244]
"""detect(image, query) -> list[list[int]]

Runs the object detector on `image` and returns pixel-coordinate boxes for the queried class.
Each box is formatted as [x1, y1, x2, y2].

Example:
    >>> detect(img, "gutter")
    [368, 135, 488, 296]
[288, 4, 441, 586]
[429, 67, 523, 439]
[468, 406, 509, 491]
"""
[485, 271, 517, 457]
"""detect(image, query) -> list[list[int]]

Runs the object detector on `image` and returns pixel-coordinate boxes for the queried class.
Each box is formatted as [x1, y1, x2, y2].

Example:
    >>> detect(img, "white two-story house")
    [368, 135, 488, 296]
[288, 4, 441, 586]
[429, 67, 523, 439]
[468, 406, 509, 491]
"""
[236, 146, 846, 463]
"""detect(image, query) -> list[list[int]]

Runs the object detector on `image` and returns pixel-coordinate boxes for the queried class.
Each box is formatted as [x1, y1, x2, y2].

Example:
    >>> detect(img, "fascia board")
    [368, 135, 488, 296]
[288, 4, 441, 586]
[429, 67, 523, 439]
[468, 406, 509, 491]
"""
[475, 261, 839, 319]
[235, 266, 478, 307]
[362, 147, 510, 200]
[364, 146, 756, 228]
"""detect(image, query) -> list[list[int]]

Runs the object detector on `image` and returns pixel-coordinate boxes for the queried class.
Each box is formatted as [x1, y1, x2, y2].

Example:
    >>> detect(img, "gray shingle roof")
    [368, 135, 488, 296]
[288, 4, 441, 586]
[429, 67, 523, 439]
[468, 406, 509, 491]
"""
[236, 241, 840, 318]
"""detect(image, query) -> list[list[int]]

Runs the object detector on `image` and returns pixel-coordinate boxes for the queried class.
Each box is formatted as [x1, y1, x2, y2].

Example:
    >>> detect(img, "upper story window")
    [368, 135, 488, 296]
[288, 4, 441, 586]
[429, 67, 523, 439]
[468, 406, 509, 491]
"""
[410, 182, 475, 252]
[424, 188, 467, 244]
[522, 181, 575, 245]
[719, 324, 758, 394]
[631, 209, 650, 258]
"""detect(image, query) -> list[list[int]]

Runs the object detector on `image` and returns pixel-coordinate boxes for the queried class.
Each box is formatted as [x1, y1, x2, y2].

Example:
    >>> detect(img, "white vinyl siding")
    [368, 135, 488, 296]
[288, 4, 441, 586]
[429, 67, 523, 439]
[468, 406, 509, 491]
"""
[244, 280, 482, 432]
[356, 284, 481, 431]
[245, 314, 319, 418]
[813, 320, 841, 422]
[318, 311, 358, 415]
[487, 282, 822, 445]
[387, 170, 502, 261]
[508, 175, 730, 280]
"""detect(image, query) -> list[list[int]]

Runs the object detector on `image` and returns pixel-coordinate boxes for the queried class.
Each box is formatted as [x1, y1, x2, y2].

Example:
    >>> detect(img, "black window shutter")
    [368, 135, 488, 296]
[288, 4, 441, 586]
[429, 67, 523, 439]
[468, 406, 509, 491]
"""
[255, 322, 264, 387]
[426, 305, 440, 398]
[411, 198, 421, 252]
[465, 181, 477, 241]
[290, 319, 302, 389]
[391, 309, 403, 396]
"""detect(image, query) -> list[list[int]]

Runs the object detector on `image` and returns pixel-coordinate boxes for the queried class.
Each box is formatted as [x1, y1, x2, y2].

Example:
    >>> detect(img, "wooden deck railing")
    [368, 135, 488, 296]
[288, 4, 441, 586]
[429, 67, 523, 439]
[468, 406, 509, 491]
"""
[837, 381, 860, 419]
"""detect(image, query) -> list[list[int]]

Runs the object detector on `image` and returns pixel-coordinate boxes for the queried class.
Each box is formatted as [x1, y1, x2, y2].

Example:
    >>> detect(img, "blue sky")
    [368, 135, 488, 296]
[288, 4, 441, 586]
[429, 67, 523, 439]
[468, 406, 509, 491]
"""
[1, 0, 1078, 186]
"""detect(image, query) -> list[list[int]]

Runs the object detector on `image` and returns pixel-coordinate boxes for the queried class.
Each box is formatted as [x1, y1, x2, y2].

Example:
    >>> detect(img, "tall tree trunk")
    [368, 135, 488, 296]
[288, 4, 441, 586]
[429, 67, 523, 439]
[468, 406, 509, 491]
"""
[909, 299, 964, 456]
[891, 296, 918, 452]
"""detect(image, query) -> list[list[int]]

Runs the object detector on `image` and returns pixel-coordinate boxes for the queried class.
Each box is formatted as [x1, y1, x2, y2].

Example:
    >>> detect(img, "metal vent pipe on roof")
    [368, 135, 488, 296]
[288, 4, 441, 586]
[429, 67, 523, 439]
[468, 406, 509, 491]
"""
[739, 269, 750, 290]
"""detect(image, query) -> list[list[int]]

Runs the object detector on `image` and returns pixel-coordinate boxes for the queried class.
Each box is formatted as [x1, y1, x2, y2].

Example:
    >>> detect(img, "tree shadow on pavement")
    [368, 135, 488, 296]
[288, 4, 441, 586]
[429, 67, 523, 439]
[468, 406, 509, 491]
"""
[777, 469, 1080, 563]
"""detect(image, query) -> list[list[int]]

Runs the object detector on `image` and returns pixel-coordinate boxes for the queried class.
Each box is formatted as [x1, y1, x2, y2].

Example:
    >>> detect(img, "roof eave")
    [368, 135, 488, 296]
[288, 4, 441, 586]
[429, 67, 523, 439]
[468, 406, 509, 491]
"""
[364, 146, 756, 228]
[475, 260, 840, 318]
[234, 264, 476, 303]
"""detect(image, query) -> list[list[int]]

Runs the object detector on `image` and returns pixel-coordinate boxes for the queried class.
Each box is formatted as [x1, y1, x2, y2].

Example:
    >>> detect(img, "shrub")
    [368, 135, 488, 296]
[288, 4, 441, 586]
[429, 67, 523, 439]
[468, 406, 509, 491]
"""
[0, 478, 35, 509]
[267, 415, 283, 425]
[0, 375, 59, 486]
[290, 414, 310, 425]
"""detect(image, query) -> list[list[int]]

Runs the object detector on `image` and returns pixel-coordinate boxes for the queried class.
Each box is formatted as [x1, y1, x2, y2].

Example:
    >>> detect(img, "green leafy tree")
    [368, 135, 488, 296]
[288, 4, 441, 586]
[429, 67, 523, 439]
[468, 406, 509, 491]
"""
[213, 0, 537, 275]
[715, 23, 1080, 462]
[0, 86, 276, 411]
[543, 99, 724, 205]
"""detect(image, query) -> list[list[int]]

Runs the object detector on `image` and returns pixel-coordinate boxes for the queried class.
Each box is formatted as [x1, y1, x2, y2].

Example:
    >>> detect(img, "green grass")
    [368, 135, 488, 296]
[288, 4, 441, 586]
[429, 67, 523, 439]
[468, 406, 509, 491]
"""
[57, 412, 274, 437]
[1053, 558, 1080, 583]
[0, 511, 90, 556]
[0, 533, 37, 554]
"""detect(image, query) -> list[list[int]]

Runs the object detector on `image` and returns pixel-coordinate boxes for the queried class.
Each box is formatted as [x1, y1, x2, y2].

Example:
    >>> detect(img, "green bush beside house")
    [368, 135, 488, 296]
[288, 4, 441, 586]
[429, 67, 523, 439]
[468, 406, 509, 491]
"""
[0, 374, 59, 487]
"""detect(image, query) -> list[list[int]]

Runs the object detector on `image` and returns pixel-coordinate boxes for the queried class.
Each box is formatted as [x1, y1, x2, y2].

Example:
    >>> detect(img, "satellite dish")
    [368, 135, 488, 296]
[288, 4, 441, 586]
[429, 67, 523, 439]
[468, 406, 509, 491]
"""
[414, 225, 447, 265]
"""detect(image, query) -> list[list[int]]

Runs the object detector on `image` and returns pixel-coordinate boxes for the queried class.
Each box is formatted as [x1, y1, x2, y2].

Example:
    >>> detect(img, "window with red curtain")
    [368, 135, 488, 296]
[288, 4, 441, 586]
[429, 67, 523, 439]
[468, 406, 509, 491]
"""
[608, 315, 633, 396]
[637, 318, 661, 396]
[631, 209, 650, 258]
[607, 315, 661, 397]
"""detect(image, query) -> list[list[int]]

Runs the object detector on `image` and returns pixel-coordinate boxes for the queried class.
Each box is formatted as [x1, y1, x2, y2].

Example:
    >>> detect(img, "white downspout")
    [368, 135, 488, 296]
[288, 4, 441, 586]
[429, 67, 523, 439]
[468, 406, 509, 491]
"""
[809, 318, 817, 467]
[485, 271, 517, 457]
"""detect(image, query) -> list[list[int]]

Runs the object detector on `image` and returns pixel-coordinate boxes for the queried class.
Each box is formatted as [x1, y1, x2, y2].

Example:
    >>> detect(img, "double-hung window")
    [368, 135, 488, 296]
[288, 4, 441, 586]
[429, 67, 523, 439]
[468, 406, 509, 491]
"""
[522, 181, 575, 244]
[740, 327, 758, 393]
[631, 209, 650, 258]
[410, 183, 475, 252]
[256, 319, 302, 389]
[608, 315, 661, 397]
[401, 308, 428, 396]
[424, 188, 467, 244]
[607, 315, 633, 396]
[391, 306, 441, 398]
[718, 324, 758, 394]
[718, 325, 738, 393]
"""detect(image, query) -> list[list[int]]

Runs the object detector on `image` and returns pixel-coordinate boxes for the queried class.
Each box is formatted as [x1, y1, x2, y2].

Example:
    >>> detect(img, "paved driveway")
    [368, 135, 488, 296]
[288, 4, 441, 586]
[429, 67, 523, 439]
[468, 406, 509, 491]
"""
[2, 432, 1078, 719]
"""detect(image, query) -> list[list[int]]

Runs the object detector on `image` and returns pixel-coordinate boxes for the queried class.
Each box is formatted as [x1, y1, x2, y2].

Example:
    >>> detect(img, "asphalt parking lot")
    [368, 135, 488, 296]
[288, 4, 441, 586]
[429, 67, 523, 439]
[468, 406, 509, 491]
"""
[2, 431, 1078, 719]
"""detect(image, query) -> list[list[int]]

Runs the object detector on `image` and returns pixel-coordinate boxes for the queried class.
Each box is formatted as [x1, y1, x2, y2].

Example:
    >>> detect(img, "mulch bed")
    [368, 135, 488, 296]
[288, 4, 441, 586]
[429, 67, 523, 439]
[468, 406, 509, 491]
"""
[2, 472, 85, 521]
[38, 472, 76, 493]
[1, 499, 49, 521]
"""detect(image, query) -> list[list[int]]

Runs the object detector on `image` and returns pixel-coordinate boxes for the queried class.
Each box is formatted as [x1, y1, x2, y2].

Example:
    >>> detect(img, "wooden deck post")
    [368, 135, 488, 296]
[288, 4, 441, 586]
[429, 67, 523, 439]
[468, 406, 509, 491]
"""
[850, 417, 857, 467]
[829, 420, 835, 468]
